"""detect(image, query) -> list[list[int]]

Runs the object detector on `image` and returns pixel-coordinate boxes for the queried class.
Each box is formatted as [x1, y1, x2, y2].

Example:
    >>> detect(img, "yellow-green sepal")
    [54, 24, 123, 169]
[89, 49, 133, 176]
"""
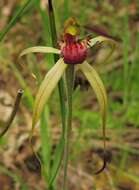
[32, 58, 67, 130]
[19, 46, 60, 58]
[88, 36, 116, 63]
[77, 61, 107, 153]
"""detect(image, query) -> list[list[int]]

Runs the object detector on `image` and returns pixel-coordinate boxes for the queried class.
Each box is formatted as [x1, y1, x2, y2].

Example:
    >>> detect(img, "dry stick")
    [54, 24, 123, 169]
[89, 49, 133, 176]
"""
[0, 89, 23, 138]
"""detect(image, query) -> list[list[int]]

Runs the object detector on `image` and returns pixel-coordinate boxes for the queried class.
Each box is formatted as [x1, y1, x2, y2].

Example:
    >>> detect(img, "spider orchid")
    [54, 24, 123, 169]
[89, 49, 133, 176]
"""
[19, 18, 115, 179]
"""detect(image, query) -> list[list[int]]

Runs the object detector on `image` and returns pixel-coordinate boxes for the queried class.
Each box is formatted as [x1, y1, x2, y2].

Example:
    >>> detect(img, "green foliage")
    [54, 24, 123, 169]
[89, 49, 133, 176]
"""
[0, 165, 29, 190]
[0, 0, 33, 42]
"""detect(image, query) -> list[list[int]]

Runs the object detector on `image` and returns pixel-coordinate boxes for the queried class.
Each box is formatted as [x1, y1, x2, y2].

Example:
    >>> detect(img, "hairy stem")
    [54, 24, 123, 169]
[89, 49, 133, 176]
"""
[63, 65, 74, 190]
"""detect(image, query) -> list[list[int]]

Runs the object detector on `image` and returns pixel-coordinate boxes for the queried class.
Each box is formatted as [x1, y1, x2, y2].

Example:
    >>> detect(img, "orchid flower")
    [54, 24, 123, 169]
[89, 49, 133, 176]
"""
[19, 18, 115, 184]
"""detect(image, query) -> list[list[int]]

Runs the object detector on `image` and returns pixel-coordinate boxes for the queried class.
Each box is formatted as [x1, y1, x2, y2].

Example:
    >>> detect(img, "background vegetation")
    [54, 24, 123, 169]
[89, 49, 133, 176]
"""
[0, 0, 139, 189]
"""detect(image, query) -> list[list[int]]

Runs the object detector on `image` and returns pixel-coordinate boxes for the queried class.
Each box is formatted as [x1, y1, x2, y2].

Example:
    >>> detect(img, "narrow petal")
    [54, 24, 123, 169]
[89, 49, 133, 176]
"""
[19, 46, 60, 58]
[88, 36, 115, 47]
[32, 58, 67, 129]
[88, 36, 116, 63]
[77, 61, 107, 172]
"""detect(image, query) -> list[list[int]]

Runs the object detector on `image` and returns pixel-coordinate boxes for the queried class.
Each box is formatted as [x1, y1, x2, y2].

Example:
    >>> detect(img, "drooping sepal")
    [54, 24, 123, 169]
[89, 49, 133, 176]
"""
[19, 46, 60, 58]
[88, 36, 116, 63]
[32, 58, 67, 129]
[78, 61, 107, 173]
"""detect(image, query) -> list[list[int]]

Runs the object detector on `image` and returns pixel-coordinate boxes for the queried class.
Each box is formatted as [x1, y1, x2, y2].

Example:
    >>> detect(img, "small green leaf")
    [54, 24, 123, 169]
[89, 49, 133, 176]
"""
[78, 61, 107, 154]
[32, 58, 67, 129]
[19, 46, 60, 58]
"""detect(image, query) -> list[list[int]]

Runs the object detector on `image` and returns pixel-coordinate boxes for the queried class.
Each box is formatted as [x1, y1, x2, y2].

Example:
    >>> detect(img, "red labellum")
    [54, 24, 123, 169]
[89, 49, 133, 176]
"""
[61, 34, 87, 64]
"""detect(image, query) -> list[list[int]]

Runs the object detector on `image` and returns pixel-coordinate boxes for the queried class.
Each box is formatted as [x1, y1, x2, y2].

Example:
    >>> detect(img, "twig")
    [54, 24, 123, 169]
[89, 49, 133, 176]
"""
[0, 89, 23, 138]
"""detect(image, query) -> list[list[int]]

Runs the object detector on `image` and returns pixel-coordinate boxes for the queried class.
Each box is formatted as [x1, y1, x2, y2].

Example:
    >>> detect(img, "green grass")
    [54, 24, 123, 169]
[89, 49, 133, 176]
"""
[123, 0, 130, 106]
[0, 0, 33, 42]
[0, 165, 29, 190]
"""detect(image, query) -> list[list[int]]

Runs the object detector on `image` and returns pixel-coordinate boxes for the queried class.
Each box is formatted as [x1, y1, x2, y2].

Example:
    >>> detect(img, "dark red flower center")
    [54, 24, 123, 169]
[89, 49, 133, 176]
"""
[61, 34, 87, 64]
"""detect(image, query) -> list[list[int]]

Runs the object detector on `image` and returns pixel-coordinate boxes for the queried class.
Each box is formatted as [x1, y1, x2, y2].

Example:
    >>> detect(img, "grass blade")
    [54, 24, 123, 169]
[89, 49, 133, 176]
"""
[63, 0, 70, 21]
[48, 136, 65, 187]
[0, 0, 33, 42]
[40, 106, 51, 182]
[34, 0, 54, 65]
[47, 0, 66, 131]
[34, 1, 67, 188]
[10, 63, 34, 108]
[47, 1, 68, 187]
[0, 165, 29, 190]
[123, 0, 130, 105]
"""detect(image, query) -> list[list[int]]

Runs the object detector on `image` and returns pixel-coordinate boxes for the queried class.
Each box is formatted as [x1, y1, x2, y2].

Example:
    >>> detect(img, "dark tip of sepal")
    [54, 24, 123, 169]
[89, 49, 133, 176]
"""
[94, 152, 109, 175]
[95, 154, 107, 175]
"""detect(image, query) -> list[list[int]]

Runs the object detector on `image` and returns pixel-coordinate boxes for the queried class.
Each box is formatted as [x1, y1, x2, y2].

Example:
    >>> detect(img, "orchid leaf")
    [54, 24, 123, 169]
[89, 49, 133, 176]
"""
[19, 46, 60, 58]
[48, 135, 65, 187]
[78, 61, 107, 173]
[88, 36, 116, 63]
[32, 58, 67, 129]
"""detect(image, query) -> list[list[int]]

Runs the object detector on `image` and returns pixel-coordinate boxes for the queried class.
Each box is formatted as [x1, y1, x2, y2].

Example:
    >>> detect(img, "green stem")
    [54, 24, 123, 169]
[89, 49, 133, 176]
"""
[48, 0, 58, 48]
[48, 0, 66, 131]
[63, 0, 70, 21]
[47, 1, 66, 189]
[123, 0, 130, 106]
[63, 65, 75, 190]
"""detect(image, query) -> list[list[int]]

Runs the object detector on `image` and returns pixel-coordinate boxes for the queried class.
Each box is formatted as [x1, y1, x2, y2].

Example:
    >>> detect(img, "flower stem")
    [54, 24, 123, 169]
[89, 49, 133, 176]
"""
[47, 1, 67, 188]
[63, 65, 74, 190]
[48, 0, 66, 131]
